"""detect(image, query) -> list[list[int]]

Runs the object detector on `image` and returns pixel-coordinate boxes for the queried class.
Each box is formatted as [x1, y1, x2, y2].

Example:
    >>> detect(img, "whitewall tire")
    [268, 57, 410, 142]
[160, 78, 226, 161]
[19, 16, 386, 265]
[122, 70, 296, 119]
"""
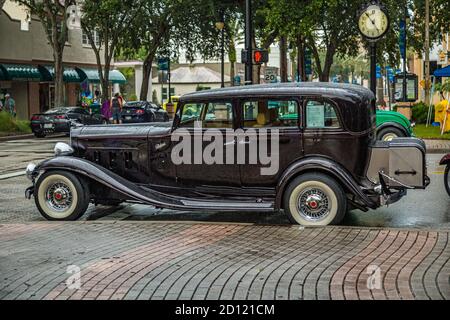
[283, 173, 347, 226]
[35, 171, 90, 221]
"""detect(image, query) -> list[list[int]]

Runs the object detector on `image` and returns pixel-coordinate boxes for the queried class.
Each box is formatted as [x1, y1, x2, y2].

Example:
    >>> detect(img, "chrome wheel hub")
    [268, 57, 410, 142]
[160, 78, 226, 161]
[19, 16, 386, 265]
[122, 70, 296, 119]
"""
[46, 182, 73, 212]
[382, 133, 398, 141]
[298, 188, 330, 221]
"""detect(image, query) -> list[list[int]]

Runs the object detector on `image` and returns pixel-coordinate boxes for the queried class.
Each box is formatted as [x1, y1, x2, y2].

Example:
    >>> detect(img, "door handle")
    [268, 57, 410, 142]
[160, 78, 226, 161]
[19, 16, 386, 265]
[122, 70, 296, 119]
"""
[238, 140, 250, 145]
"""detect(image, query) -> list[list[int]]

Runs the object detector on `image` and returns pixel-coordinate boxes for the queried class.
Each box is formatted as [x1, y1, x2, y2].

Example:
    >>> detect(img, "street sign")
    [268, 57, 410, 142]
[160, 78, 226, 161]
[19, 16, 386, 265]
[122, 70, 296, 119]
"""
[376, 64, 382, 79]
[264, 67, 278, 83]
[304, 47, 312, 76]
[157, 58, 169, 71]
[399, 20, 406, 60]
[386, 66, 394, 83]
[241, 49, 269, 65]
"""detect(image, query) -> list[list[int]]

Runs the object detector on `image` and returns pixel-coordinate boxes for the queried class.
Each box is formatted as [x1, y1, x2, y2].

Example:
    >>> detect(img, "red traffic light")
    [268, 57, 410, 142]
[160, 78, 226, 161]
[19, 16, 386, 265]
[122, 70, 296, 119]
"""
[252, 49, 268, 64]
[254, 51, 263, 63]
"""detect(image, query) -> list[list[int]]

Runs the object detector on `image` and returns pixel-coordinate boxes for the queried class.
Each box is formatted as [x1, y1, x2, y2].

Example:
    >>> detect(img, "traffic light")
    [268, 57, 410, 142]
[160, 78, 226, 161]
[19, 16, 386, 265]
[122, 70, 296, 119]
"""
[241, 49, 269, 64]
[252, 49, 268, 64]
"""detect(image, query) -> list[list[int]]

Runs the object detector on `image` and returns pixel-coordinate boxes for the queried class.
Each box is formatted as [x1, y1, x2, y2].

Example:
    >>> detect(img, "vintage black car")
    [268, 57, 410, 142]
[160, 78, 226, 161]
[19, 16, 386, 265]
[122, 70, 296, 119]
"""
[30, 106, 106, 138]
[25, 83, 430, 225]
[120, 101, 169, 123]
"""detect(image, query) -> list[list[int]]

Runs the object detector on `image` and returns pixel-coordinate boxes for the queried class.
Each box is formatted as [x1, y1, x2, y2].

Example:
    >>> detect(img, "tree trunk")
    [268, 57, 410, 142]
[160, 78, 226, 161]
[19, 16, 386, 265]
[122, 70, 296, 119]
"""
[140, 59, 153, 101]
[279, 36, 288, 82]
[230, 62, 235, 86]
[297, 35, 306, 81]
[54, 52, 65, 107]
[140, 52, 155, 101]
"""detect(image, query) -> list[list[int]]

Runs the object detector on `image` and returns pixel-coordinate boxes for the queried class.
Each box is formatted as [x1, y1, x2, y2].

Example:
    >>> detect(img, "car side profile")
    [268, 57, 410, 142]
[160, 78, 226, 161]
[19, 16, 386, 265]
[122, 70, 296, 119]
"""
[25, 83, 430, 226]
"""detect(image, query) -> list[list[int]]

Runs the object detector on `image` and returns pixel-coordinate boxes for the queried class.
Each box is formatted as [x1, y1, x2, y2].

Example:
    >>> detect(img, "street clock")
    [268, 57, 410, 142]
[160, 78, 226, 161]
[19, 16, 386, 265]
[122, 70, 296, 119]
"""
[358, 2, 390, 41]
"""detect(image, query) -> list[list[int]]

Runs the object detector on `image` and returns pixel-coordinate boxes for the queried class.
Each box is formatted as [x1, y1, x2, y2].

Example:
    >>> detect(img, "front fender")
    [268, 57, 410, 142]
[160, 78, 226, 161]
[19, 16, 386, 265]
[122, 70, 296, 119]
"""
[275, 156, 378, 210]
[33, 156, 185, 209]
[440, 154, 450, 166]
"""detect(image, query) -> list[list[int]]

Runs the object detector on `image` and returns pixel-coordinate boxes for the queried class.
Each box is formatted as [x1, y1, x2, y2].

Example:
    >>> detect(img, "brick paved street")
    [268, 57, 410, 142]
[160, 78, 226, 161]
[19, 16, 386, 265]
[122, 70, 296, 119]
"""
[0, 221, 448, 300]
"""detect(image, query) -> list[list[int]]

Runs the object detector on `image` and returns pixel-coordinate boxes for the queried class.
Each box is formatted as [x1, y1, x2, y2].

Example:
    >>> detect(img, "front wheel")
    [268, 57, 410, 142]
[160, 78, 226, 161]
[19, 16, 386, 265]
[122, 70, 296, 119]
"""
[445, 165, 450, 197]
[35, 170, 90, 221]
[283, 173, 347, 226]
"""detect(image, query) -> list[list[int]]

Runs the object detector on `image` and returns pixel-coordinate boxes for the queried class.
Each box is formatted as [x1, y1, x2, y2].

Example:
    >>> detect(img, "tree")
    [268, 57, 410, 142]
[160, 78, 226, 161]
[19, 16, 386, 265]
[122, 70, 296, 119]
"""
[81, 0, 142, 102]
[15, 0, 75, 107]
[226, 18, 244, 86]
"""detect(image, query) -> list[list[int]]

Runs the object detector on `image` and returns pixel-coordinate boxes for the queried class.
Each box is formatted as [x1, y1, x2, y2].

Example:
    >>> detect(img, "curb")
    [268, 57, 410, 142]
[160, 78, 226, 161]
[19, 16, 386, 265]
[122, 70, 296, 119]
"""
[0, 134, 34, 142]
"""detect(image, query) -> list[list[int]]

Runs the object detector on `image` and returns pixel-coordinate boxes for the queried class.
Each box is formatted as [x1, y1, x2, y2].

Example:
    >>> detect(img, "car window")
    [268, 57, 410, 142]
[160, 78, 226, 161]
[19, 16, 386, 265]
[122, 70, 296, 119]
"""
[243, 100, 298, 127]
[203, 102, 233, 128]
[305, 100, 340, 129]
[179, 103, 206, 128]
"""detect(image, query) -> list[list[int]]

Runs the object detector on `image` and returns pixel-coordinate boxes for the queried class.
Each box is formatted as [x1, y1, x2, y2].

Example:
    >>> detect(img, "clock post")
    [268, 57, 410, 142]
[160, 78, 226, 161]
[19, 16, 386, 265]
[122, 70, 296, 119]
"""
[357, 1, 390, 96]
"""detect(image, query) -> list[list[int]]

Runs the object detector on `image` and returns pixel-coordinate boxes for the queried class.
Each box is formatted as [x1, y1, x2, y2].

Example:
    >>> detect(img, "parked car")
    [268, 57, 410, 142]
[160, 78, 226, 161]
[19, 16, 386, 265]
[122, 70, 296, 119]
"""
[25, 83, 430, 225]
[376, 109, 414, 141]
[120, 101, 169, 123]
[440, 154, 450, 197]
[30, 107, 106, 138]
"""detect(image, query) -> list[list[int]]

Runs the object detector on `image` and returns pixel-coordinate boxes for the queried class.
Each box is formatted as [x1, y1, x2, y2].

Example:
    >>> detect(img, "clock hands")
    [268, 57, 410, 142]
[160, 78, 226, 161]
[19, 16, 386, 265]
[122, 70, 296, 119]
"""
[365, 12, 381, 33]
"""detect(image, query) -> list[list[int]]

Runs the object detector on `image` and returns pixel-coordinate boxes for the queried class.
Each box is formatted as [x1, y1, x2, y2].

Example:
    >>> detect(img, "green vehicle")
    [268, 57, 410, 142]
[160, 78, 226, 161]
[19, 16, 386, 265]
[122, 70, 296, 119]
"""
[375, 109, 413, 141]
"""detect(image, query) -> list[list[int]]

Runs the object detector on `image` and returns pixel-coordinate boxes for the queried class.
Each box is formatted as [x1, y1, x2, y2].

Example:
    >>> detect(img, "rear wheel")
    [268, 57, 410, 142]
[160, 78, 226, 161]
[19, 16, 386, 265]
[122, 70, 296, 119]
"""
[377, 127, 405, 141]
[35, 170, 90, 221]
[445, 165, 450, 197]
[283, 173, 347, 226]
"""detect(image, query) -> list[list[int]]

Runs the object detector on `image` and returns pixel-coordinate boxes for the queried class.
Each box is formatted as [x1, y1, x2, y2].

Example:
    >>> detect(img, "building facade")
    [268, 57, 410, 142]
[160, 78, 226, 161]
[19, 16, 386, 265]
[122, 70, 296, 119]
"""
[0, 0, 125, 120]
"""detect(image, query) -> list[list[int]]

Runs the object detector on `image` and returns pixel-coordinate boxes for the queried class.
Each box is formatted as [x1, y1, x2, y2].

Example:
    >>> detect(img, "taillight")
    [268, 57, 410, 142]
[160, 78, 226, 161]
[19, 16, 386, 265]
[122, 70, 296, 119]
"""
[55, 115, 66, 119]
[31, 116, 40, 121]
[136, 109, 144, 115]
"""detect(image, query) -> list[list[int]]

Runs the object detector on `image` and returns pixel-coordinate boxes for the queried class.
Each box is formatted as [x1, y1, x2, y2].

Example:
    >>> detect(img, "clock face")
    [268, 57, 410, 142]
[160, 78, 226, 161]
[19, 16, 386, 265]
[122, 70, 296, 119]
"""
[358, 5, 389, 40]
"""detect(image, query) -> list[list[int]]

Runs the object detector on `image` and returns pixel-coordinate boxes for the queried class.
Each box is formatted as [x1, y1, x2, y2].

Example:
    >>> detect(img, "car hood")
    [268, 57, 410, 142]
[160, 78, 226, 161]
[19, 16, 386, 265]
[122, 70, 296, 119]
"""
[71, 122, 172, 139]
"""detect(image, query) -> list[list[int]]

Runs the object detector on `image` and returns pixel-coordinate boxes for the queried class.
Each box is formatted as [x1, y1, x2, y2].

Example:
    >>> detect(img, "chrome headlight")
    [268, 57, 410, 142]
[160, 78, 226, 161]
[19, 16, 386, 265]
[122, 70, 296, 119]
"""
[26, 163, 37, 180]
[54, 142, 74, 157]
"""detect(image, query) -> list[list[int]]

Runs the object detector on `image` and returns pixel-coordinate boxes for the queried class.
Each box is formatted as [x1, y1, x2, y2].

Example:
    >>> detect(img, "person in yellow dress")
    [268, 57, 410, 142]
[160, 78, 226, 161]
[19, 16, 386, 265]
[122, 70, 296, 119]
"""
[435, 92, 450, 133]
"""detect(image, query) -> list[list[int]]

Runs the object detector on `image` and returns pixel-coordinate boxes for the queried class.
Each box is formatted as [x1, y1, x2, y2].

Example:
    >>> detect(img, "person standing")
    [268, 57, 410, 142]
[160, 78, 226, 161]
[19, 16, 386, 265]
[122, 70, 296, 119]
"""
[4, 94, 16, 117]
[110, 92, 123, 124]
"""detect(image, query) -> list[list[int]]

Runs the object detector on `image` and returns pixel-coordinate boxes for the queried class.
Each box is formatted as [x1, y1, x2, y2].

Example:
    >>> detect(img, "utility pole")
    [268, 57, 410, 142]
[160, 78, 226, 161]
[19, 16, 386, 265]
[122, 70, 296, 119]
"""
[244, 0, 253, 85]
[424, 0, 430, 103]
[370, 42, 377, 96]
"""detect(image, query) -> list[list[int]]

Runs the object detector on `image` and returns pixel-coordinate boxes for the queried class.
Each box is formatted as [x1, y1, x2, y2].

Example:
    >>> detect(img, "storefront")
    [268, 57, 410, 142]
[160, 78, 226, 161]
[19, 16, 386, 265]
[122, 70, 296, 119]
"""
[0, 63, 126, 120]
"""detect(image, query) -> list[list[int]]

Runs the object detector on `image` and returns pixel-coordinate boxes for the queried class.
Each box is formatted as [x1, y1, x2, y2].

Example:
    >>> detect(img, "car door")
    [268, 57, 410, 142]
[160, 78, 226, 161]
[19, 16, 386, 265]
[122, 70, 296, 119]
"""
[238, 97, 303, 187]
[173, 100, 241, 188]
[302, 97, 357, 171]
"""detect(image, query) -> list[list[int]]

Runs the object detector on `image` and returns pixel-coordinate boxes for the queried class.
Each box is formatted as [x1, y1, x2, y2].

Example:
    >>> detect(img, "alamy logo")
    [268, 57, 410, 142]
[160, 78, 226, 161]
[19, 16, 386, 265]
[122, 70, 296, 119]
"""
[66, 265, 81, 290]
[366, 265, 382, 290]
[171, 121, 280, 175]
[66, 4, 81, 30]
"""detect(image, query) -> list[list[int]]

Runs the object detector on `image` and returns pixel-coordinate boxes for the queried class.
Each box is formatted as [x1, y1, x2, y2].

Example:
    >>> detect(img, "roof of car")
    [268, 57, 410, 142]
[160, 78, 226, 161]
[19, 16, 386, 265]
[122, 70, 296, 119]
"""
[180, 82, 375, 102]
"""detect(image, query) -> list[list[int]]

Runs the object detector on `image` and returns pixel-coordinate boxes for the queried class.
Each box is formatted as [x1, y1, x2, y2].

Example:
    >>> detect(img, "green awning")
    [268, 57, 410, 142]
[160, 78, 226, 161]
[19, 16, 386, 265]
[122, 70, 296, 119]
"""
[75, 67, 126, 84]
[0, 64, 42, 81]
[38, 65, 81, 83]
[0, 68, 6, 81]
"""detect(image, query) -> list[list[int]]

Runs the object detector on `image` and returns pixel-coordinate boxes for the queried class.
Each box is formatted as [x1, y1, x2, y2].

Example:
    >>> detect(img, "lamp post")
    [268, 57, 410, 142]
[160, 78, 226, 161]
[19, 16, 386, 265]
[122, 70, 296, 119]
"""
[215, 17, 225, 88]
[244, 0, 253, 85]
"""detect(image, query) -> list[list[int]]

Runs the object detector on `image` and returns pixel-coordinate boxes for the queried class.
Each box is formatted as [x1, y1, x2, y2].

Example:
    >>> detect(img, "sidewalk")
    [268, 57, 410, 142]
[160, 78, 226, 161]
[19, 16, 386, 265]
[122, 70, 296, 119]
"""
[424, 139, 450, 154]
[0, 221, 448, 300]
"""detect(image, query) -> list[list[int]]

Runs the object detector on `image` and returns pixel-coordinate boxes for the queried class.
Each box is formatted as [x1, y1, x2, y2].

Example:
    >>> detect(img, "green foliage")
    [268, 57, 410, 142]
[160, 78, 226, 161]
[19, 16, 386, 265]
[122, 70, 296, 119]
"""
[411, 102, 434, 124]
[128, 94, 138, 101]
[0, 112, 31, 133]
[413, 124, 450, 140]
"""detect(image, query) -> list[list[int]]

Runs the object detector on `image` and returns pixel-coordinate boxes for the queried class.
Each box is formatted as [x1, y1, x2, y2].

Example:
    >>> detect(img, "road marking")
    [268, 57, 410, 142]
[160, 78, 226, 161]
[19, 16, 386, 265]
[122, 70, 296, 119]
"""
[0, 171, 25, 180]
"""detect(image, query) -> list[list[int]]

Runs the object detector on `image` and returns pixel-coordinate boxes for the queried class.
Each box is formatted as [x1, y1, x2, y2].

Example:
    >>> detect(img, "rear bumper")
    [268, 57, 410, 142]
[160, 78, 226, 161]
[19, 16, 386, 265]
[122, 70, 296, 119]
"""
[31, 121, 70, 134]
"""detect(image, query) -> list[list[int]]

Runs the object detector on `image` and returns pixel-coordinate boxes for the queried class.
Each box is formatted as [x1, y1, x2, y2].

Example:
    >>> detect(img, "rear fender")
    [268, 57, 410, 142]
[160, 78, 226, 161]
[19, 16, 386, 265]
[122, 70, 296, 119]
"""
[275, 156, 378, 210]
[440, 154, 450, 166]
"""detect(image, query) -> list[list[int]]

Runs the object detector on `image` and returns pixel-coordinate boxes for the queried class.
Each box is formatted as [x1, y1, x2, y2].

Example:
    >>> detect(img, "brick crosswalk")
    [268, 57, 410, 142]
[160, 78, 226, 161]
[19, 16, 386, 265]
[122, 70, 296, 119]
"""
[0, 222, 448, 300]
